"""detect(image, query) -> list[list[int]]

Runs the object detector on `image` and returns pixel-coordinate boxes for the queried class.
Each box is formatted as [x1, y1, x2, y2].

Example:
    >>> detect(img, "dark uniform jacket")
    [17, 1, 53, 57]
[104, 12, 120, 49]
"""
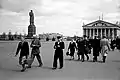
[31, 39, 41, 54]
[54, 41, 65, 54]
[16, 41, 29, 57]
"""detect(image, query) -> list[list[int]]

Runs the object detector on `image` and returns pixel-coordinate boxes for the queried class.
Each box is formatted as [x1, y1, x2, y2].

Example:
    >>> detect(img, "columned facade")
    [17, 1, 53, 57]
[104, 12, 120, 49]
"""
[83, 28, 117, 39]
[82, 20, 120, 39]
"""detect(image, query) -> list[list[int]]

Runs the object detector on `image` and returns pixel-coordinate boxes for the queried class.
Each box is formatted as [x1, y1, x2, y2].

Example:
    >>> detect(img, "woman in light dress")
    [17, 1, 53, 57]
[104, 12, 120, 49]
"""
[100, 36, 111, 63]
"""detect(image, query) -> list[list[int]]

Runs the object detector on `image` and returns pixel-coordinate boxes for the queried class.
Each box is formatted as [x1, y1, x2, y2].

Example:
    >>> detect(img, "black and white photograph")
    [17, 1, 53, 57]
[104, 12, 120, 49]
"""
[0, 0, 120, 80]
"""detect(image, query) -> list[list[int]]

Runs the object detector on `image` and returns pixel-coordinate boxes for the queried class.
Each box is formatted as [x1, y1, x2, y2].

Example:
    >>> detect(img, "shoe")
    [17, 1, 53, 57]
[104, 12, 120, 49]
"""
[27, 66, 31, 68]
[103, 61, 105, 63]
[59, 67, 63, 69]
[77, 57, 80, 60]
[38, 63, 43, 67]
[21, 68, 26, 72]
[81, 60, 84, 62]
[52, 67, 57, 70]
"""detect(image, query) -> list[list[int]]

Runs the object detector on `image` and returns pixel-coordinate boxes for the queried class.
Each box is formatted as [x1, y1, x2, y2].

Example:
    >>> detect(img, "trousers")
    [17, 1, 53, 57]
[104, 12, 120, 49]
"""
[19, 55, 28, 65]
[53, 52, 63, 68]
[29, 54, 43, 66]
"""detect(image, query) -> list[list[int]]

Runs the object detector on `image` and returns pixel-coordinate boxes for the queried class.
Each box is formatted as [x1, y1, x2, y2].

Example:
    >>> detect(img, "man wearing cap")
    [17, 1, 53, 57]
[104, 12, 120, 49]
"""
[15, 37, 29, 72]
[53, 36, 65, 69]
[27, 35, 43, 68]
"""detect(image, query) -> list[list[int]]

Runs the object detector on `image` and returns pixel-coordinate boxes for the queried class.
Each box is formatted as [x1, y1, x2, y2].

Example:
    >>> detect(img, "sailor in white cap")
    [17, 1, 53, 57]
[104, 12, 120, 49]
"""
[53, 35, 65, 69]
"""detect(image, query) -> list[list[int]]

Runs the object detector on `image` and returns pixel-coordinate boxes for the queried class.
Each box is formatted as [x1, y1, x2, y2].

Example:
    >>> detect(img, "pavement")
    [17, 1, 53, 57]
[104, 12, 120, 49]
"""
[0, 41, 120, 80]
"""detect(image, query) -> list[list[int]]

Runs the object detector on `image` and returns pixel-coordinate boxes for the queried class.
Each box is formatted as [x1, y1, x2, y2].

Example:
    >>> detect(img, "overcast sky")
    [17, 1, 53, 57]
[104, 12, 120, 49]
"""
[0, 0, 120, 36]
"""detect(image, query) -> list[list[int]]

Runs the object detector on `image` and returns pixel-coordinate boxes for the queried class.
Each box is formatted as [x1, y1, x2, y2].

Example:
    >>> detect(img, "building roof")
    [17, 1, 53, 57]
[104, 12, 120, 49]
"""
[82, 20, 120, 28]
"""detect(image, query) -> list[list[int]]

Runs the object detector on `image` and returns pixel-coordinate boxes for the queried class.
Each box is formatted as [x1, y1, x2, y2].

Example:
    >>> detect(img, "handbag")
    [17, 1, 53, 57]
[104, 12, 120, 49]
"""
[66, 51, 69, 56]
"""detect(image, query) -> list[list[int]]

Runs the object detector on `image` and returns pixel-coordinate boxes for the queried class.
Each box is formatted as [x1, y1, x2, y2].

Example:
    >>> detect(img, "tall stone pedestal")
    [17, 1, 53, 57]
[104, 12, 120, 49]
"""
[28, 24, 36, 38]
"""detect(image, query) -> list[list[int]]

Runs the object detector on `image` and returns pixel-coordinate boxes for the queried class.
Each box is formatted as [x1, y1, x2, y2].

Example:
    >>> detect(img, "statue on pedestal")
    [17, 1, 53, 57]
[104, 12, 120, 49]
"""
[29, 10, 34, 25]
[28, 10, 36, 38]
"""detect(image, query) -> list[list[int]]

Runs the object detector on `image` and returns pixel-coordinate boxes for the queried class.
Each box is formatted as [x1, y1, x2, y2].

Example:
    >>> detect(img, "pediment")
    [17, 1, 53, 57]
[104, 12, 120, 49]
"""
[83, 20, 120, 27]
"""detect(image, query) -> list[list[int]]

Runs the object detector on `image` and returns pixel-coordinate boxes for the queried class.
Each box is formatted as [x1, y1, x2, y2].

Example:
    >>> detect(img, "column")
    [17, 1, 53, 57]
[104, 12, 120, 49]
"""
[86, 29, 88, 36]
[88, 29, 90, 37]
[115, 28, 117, 37]
[83, 29, 85, 36]
[97, 29, 98, 36]
[101, 28, 102, 38]
[108, 29, 110, 39]
[105, 28, 106, 37]
[90, 29, 91, 38]
[112, 28, 114, 39]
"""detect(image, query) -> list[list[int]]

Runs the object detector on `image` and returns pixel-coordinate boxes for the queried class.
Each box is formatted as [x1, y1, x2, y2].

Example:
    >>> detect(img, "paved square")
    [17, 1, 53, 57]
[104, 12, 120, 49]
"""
[0, 41, 120, 80]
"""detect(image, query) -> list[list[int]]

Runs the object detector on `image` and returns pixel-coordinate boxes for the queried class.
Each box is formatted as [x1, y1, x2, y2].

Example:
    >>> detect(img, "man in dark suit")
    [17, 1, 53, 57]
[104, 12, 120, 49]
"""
[53, 36, 65, 69]
[92, 36, 100, 62]
[15, 37, 29, 72]
[82, 35, 90, 62]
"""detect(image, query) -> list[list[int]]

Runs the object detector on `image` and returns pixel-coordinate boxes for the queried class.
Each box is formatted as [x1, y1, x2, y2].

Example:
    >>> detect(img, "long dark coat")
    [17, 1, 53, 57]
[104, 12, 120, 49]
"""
[83, 39, 90, 54]
[68, 42, 76, 56]
[116, 38, 120, 50]
[92, 39, 100, 56]
[77, 40, 85, 55]
[110, 39, 116, 50]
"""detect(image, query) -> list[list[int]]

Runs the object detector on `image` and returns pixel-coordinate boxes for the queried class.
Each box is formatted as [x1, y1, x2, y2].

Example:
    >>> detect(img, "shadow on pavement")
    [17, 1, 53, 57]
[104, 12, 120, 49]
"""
[112, 60, 120, 63]
[41, 66, 53, 70]
[0, 67, 22, 72]
[87, 60, 103, 63]
[65, 58, 103, 63]
[11, 69, 22, 72]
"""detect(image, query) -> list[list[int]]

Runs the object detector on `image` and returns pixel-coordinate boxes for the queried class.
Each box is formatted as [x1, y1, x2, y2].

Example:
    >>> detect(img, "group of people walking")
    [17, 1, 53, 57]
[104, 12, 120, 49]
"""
[15, 34, 120, 72]
[67, 35, 112, 63]
[15, 35, 43, 72]
[15, 35, 65, 71]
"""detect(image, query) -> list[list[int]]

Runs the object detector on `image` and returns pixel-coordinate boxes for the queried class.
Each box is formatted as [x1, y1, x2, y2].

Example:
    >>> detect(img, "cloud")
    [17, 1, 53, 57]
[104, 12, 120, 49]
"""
[0, 0, 120, 36]
[0, 0, 40, 12]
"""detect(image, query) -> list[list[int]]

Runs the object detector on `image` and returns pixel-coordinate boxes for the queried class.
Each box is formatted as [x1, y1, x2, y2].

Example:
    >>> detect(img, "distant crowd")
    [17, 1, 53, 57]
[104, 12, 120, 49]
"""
[67, 35, 120, 63]
[14, 35, 120, 72]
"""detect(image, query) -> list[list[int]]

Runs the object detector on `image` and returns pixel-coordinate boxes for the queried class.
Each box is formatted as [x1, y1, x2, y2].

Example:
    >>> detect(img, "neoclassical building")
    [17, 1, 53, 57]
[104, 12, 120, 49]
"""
[82, 19, 120, 39]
